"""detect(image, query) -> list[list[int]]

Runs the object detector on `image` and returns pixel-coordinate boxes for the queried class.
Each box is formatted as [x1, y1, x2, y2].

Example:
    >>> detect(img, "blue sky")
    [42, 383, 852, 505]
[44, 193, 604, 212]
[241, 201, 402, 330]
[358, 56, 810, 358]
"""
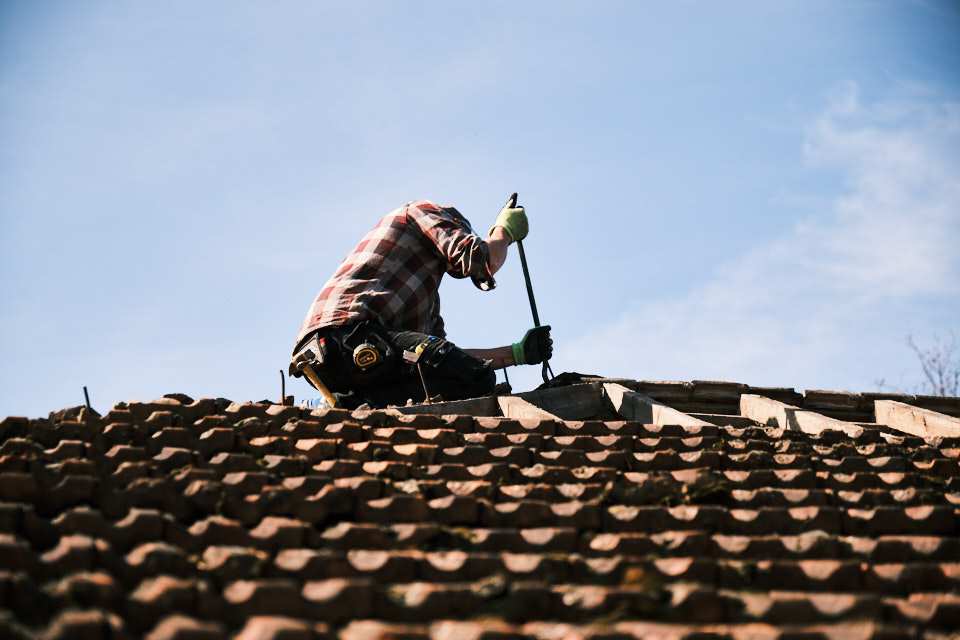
[2, 1, 958, 416]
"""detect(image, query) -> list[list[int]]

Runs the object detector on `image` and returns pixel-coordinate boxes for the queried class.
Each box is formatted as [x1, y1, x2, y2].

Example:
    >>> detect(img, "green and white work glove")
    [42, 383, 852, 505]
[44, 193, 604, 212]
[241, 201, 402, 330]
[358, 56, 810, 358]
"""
[512, 326, 553, 365]
[490, 202, 529, 242]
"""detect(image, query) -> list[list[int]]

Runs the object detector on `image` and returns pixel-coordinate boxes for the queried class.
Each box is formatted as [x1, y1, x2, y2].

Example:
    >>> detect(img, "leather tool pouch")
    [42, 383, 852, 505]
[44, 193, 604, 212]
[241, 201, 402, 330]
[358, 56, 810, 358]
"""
[411, 336, 454, 370]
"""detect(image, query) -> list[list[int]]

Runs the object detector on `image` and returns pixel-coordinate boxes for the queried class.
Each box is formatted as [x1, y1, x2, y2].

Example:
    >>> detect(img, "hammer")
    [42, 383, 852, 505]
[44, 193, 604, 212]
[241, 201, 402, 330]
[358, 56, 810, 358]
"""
[290, 334, 339, 408]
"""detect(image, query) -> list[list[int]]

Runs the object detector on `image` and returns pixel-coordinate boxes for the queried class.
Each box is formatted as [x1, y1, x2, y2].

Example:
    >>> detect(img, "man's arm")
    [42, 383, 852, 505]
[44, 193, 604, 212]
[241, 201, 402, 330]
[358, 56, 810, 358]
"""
[407, 202, 495, 288]
[463, 346, 515, 369]
[486, 226, 511, 275]
[407, 199, 525, 286]
[463, 327, 553, 369]
[462, 223, 516, 366]
[486, 199, 527, 276]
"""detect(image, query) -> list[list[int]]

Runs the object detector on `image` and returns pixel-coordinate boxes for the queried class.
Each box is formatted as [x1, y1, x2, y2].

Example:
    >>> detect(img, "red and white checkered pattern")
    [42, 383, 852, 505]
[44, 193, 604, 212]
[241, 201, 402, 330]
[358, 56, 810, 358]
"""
[295, 201, 493, 347]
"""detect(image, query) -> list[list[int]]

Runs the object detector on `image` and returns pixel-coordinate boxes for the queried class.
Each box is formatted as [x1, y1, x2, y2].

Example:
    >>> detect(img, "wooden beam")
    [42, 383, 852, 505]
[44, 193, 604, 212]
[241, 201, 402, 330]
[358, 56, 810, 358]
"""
[395, 383, 606, 420]
[394, 395, 500, 417]
[740, 394, 864, 438]
[875, 400, 960, 438]
[603, 383, 712, 427]
[516, 383, 608, 420]
[497, 396, 561, 420]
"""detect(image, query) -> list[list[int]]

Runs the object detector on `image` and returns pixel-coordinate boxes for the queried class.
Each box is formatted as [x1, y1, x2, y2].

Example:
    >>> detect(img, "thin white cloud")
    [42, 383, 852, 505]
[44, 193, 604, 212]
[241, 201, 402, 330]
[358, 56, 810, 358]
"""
[558, 86, 960, 391]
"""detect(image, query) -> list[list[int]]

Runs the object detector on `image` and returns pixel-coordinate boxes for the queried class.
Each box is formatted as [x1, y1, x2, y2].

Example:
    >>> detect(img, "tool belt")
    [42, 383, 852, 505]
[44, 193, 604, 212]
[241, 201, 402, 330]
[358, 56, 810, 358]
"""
[290, 320, 399, 392]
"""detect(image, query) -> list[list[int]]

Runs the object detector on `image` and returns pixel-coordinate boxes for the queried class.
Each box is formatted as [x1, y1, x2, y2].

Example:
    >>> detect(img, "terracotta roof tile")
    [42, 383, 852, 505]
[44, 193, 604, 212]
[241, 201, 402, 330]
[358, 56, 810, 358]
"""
[261, 454, 309, 477]
[234, 615, 324, 640]
[109, 461, 151, 487]
[197, 429, 236, 458]
[358, 495, 429, 524]
[209, 452, 259, 473]
[223, 579, 304, 620]
[301, 578, 374, 622]
[317, 422, 365, 443]
[125, 541, 193, 580]
[199, 545, 270, 583]
[128, 576, 216, 632]
[45, 571, 121, 613]
[188, 515, 251, 548]
[886, 592, 960, 627]
[182, 479, 223, 518]
[339, 620, 427, 640]
[145, 614, 225, 640]
[43, 609, 127, 640]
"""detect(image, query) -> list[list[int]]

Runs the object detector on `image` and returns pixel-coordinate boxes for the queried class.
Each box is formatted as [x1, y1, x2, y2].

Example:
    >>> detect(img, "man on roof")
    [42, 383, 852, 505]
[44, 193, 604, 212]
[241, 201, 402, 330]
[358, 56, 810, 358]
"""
[289, 196, 553, 409]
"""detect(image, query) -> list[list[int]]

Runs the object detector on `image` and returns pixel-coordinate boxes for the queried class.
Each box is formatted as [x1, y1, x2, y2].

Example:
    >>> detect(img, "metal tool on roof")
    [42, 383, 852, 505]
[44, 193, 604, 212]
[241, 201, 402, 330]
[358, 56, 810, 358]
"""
[508, 192, 555, 383]
[290, 334, 338, 408]
[404, 337, 437, 403]
[278, 370, 294, 405]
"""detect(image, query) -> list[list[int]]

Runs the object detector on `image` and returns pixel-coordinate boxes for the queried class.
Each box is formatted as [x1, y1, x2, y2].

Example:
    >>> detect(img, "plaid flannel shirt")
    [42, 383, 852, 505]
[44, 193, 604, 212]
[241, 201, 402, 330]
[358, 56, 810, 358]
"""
[295, 200, 494, 347]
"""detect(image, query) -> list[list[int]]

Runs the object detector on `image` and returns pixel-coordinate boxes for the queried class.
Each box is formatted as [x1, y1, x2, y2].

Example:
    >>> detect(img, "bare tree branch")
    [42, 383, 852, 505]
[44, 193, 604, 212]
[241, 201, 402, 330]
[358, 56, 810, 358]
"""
[907, 331, 959, 397]
[873, 377, 900, 393]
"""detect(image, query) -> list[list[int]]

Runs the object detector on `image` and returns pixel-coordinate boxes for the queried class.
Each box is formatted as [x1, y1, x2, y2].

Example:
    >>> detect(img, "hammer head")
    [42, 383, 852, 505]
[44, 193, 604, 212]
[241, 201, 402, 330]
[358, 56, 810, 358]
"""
[289, 334, 328, 378]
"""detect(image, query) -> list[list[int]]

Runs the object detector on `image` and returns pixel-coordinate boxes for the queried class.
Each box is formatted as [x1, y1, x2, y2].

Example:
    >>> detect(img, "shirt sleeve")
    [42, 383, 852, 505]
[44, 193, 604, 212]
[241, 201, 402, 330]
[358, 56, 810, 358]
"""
[407, 201, 496, 291]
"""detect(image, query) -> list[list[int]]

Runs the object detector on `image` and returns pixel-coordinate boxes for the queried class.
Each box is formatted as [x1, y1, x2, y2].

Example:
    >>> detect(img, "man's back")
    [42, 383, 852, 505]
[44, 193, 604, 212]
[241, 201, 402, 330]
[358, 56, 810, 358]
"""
[295, 200, 493, 348]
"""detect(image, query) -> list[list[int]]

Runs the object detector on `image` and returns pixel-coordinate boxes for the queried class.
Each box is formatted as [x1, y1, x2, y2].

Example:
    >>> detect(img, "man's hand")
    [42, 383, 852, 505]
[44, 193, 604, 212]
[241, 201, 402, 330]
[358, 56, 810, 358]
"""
[511, 326, 553, 365]
[490, 202, 528, 242]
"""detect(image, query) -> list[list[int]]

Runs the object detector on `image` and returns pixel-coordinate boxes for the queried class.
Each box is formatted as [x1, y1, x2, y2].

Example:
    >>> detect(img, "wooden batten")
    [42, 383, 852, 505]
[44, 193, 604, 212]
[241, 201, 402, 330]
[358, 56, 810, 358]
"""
[517, 383, 609, 420]
[497, 396, 561, 420]
[740, 394, 864, 438]
[874, 400, 960, 438]
[603, 383, 712, 427]
[394, 395, 500, 417]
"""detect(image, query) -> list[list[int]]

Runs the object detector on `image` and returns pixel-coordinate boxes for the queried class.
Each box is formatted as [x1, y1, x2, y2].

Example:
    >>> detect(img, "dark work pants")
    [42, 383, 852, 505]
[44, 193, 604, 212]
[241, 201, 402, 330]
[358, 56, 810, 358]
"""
[305, 324, 496, 409]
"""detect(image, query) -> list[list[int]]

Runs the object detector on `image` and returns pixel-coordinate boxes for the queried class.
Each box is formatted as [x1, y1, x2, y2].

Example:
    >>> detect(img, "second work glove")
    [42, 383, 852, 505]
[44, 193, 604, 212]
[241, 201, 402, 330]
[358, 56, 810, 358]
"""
[490, 202, 529, 242]
[512, 326, 553, 365]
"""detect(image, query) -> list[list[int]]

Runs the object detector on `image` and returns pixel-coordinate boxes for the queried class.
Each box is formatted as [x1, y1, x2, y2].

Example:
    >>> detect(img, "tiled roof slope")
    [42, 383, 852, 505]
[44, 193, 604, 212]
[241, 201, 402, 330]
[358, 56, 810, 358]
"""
[0, 379, 958, 639]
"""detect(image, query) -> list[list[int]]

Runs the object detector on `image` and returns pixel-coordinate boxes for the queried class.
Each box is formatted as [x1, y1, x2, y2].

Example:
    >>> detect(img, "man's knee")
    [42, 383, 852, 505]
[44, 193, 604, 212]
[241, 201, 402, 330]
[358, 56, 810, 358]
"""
[454, 350, 496, 398]
[416, 338, 496, 399]
[465, 361, 496, 397]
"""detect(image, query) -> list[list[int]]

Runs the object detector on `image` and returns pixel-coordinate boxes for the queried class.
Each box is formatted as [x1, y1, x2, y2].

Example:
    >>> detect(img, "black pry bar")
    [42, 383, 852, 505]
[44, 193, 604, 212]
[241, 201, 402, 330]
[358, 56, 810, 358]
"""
[509, 192, 554, 383]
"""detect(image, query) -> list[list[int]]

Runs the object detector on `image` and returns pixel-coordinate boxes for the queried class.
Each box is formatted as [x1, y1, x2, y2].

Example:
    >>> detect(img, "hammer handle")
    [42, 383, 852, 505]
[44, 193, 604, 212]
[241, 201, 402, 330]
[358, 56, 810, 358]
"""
[302, 363, 338, 408]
